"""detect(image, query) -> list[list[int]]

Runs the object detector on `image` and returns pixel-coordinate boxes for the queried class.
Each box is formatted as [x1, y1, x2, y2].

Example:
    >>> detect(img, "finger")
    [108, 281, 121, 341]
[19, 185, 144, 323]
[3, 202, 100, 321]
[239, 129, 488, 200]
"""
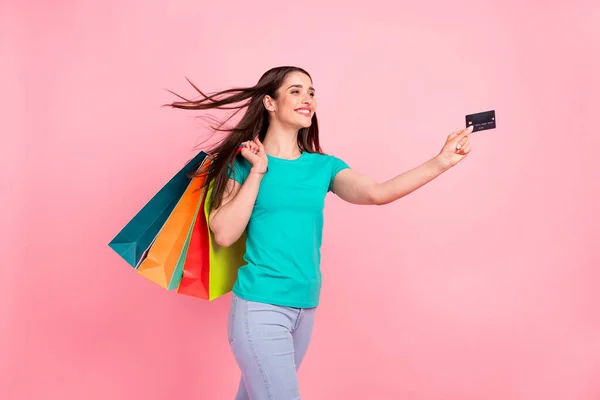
[455, 136, 469, 151]
[240, 147, 251, 158]
[458, 144, 472, 155]
[254, 137, 265, 150]
[448, 130, 461, 140]
[253, 137, 264, 151]
[242, 141, 255, 154]
[241, 147, 258, 160]
[458, 127, 470, 140]
[240, 141, 251, 152]
[454, 126, 473, 142]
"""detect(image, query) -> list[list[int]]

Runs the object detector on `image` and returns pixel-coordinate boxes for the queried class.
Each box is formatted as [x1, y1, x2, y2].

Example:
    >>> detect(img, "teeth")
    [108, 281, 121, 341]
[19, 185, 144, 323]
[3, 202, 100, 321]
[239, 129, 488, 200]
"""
[297, 110, 310, 114]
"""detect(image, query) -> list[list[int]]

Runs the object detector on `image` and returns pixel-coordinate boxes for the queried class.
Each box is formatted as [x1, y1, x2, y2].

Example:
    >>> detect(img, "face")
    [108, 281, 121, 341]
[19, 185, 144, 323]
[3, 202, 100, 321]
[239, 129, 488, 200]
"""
[264, 71, 317, 129]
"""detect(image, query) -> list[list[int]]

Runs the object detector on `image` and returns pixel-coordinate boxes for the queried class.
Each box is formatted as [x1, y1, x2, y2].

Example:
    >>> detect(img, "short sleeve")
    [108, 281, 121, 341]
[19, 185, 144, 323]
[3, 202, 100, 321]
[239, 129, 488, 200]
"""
[228, 157, 251, 185]
[328, 155, 350, 192]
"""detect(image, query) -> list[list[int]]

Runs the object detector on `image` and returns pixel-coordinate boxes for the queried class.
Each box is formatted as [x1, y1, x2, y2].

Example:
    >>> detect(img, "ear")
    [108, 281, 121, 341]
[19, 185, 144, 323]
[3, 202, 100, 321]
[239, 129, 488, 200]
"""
[263, 95, 276, 112]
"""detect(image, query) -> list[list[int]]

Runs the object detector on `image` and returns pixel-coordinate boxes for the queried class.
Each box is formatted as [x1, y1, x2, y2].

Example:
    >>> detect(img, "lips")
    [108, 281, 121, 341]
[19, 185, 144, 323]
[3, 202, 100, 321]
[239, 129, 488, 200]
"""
[295, 107, 312, 117]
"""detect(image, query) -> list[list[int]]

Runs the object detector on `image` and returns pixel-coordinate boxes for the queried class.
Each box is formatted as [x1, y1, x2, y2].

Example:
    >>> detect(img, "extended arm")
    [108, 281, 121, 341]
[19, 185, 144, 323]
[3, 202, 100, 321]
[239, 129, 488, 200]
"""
[331, 155, 450, 205]
[332, 127, 473, 205]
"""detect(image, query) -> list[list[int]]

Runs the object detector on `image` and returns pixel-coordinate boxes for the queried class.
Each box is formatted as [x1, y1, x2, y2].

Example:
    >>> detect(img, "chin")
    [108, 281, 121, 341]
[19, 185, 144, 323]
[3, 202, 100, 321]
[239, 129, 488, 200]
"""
[295, 117, 313, 129]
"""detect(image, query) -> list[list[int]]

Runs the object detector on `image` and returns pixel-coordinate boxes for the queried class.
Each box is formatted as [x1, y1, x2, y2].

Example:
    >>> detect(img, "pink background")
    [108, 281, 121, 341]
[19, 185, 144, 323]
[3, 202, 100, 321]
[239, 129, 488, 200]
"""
[3, 1, 600, 399]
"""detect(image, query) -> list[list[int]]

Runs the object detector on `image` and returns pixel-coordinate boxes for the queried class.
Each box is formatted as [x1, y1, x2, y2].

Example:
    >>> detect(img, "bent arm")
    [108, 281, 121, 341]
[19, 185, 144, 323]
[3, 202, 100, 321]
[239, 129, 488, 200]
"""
[208, 170, 264, 247]
[331, 155, 451, 206]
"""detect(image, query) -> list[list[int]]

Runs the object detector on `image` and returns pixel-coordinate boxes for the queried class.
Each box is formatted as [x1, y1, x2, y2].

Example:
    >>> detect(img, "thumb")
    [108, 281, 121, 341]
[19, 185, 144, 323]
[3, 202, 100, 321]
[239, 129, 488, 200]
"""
[448, 130, 461, 140]
[254, 136, 263, 147]
[449, 126, 473, 141]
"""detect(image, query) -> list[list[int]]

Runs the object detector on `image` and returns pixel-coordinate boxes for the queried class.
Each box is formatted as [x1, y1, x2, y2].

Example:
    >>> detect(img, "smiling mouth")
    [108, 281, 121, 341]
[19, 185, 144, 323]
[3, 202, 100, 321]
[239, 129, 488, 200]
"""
[295, 109, 311, 117]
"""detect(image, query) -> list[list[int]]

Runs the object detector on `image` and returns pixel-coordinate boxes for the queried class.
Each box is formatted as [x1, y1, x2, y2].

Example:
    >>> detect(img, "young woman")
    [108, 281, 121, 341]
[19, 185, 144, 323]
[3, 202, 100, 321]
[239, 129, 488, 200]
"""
[167, 66, 473, 400]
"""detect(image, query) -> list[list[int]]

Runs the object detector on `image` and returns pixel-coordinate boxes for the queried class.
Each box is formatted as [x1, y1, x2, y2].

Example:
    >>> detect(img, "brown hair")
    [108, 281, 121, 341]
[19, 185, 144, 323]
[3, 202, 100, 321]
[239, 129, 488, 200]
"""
[164, 66, 323, 210]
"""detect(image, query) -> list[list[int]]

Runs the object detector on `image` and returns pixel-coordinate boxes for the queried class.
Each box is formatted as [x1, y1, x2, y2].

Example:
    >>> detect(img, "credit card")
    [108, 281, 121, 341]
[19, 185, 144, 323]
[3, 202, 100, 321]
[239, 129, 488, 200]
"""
[465, 110, 496, 132]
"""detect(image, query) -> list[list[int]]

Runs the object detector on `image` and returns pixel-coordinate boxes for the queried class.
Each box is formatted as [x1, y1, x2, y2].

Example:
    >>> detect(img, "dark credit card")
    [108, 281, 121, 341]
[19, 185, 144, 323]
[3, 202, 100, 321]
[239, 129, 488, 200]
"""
[466, 110, 496, 132]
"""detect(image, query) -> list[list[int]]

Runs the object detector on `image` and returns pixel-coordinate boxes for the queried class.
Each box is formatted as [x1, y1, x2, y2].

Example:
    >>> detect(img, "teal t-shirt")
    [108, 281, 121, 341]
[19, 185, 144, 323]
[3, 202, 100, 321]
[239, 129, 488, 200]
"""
[228, 151, 349, 308]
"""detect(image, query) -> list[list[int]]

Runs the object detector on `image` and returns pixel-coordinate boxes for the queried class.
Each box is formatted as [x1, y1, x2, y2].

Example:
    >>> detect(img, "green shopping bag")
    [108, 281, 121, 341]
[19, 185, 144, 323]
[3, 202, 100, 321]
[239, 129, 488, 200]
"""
[108, 151, 208, 268]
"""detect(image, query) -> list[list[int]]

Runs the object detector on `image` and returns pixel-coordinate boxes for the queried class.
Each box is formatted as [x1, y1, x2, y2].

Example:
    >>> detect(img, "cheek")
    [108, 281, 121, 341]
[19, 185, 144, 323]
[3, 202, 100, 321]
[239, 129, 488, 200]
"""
[278, 98, 296, 116]
[284, 97, 297, 110]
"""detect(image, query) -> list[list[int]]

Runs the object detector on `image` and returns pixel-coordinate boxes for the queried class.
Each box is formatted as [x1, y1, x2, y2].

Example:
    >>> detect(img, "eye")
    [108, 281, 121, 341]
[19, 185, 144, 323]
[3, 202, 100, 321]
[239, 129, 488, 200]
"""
[291, 90, 299, 94]
[309, 92, 315, 97]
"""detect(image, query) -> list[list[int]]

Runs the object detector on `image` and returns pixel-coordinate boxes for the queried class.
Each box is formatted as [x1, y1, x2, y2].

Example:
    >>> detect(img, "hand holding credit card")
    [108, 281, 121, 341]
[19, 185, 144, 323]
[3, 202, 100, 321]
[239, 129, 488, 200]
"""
[436, 109, 495, 168]
[465, 110, 496, 132]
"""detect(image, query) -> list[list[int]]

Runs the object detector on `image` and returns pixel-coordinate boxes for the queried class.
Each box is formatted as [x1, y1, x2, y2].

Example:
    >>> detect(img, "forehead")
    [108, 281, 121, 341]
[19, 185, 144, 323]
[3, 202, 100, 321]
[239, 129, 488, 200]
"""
[282, 71, 313, 88]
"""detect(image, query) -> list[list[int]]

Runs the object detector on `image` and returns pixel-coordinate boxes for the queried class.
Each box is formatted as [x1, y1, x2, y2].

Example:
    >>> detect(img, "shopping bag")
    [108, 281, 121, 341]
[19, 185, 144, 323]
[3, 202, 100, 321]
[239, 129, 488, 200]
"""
[108, 151, 209, 268]
[167, 158, 213, 292]
[204, 182, 246, 299]
[175, 162, 212, 298]
[166, 194, 205, 290]
[135, 165, 209, 289]
[176, 179, 246, 300]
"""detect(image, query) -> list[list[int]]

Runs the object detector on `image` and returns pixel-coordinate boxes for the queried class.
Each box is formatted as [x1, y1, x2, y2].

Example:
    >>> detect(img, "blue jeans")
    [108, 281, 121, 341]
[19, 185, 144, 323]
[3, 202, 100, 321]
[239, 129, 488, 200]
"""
[228, 294, 316, 400]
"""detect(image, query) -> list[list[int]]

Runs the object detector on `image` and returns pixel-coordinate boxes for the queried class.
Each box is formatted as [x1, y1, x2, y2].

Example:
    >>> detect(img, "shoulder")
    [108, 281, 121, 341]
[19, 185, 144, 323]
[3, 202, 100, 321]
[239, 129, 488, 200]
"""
[303, 152, 348, 166]
[304, 152, 350, 190]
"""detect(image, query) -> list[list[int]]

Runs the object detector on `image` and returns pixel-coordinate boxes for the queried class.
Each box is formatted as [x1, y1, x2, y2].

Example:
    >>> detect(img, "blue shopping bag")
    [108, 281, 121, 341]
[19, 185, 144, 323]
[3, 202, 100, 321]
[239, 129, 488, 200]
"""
[108, 151, 209, 268]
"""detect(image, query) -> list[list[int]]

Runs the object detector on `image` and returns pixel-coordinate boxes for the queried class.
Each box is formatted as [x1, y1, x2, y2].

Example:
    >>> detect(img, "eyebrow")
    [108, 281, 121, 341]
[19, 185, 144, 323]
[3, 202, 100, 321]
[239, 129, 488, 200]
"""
[287, 84, 315, 92]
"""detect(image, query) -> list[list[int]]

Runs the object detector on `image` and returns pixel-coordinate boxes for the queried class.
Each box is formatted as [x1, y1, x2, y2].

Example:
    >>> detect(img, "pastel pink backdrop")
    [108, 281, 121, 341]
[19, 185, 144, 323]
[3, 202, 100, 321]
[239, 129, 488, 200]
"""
[2, 1, 599, 399]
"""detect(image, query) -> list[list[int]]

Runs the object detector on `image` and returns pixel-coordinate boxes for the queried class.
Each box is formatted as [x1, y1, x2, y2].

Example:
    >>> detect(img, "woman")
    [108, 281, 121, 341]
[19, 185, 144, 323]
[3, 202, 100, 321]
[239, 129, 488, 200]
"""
[167, 66, 473, 399]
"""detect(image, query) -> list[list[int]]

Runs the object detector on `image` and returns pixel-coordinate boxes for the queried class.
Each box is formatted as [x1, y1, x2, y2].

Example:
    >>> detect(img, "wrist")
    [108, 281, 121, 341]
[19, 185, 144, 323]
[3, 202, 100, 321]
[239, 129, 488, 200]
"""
[433, 154, 453, 172]
[250, 166, 268, 175]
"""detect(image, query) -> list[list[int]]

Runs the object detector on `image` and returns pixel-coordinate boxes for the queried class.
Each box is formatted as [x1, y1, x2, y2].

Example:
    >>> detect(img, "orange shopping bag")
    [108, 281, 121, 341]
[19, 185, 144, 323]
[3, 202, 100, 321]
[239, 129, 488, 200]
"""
[136, 163, 208, 289]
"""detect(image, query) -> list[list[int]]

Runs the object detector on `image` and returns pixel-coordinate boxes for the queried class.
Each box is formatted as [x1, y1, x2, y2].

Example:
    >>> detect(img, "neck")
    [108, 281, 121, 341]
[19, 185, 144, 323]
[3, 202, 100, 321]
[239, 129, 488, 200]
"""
[262, 120, 302, 159]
